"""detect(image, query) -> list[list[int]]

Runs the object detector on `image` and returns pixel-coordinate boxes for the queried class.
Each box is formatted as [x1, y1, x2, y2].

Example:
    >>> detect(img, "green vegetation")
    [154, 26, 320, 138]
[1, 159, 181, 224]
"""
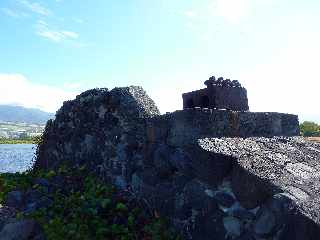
[0, 138, 36, 144]
[0, 165, 181, 240]
[300, 121, 320, 137]
[0, 135, 42, 144]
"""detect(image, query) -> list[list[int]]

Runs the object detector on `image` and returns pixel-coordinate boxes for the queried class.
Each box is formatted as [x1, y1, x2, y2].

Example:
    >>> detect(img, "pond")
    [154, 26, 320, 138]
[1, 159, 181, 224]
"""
[0, 144, 36, 173]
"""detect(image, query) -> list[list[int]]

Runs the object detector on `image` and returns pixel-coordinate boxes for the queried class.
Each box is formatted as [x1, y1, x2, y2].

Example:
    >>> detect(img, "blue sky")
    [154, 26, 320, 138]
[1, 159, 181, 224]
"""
[0, 0, 319, 122]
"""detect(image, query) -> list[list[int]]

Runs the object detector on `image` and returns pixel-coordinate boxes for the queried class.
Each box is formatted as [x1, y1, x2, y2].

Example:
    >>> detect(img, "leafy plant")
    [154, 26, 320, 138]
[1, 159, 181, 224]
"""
[0, 165, 181, 240]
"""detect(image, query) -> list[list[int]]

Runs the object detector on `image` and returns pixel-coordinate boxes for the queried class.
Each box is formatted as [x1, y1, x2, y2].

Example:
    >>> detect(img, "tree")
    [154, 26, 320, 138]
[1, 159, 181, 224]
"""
[299, 121, 320, 137]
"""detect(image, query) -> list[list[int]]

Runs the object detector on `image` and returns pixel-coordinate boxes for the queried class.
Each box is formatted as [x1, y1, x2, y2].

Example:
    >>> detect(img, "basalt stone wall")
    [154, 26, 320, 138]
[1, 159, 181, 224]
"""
[146, 109, 299, 147]
[35, 87, 319, 240]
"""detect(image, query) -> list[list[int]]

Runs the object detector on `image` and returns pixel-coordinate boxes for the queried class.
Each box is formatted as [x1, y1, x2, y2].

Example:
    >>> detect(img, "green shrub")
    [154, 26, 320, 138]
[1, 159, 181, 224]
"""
[0, 165, 181, 240]
[300, 121, 320, 137]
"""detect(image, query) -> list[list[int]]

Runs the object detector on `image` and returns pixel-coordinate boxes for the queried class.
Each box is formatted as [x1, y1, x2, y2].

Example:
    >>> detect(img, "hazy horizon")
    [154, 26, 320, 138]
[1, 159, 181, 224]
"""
[0, 0, 319, 123]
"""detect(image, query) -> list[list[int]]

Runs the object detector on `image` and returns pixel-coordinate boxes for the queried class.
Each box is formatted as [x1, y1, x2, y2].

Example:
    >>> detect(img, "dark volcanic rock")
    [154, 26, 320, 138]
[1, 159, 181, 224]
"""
[213, 191, 235, 208]
[229, 208, 255, 221]
[0, 207, 17, 231]
[254, 206, 277, 237]
[231, 164, 271, 209]
[36, 86, 160, 188]
[0, 219, 44, 240]
[192, 210, 225, 240]
[5, 191, 24, 210]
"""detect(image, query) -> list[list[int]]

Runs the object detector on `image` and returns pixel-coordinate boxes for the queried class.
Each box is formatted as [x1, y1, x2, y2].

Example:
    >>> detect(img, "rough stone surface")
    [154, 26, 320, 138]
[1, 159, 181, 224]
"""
[34, 86, 319, 240]
[0, 206, 16, 231]
[3, 189, 53, 217]
[146, 109, 299, 147]
[254, 206, 277, 237]
[36, 86, 160, 187]
[4, 191, 24, 210]
[199, 137, 320, 239]
[213, 191, 236, 208]
[0, 220, 44, 240]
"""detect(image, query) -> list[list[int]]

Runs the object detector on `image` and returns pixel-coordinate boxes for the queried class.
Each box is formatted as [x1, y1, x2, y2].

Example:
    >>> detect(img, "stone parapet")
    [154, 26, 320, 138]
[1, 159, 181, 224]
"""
[147, 109, 299, 146]
[182, 76, 249, 111]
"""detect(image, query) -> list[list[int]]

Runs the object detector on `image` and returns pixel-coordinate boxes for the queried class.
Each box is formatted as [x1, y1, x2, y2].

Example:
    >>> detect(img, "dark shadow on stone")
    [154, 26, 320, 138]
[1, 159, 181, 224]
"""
[200, 95, 210, 108]
[186, 98, 195, 108]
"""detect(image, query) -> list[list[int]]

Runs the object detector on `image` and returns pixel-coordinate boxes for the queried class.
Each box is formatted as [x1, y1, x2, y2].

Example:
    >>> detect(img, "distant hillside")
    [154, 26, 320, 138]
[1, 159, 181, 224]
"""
[0, 105, 55, 124]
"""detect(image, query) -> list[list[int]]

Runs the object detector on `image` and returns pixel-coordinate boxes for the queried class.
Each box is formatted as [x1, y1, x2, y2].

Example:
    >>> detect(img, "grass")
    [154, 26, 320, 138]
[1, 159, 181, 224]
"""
[0, 165, 181, 240]
[0, 136, 41, 144]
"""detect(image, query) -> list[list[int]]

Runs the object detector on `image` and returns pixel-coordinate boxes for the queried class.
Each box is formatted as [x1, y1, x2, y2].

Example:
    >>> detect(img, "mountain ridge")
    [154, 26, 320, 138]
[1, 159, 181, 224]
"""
[0, 105, 55, 124]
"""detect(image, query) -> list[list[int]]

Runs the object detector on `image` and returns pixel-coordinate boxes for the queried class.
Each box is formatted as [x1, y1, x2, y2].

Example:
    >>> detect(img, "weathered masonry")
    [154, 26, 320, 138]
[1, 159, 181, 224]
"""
[36, 80, 320, 240]
[182, 76, 249, 111]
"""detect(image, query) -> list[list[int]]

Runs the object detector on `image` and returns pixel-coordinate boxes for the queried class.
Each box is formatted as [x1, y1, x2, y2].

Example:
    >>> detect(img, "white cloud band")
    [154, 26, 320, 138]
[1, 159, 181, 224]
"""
[0, 74, 77, 113]
[35, 20, 79, 42]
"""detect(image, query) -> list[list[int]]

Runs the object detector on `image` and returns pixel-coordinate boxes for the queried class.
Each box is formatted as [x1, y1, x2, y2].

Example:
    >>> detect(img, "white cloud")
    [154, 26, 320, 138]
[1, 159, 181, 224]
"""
[60, 31, 79, 39]
[63, 82, 86, 91]
[210, 0, 253, 24]
[185, 22, 197, 30]
[179, 9, 201, 33]
[0, 74, 77, 112]
[1, 7, 27, 18]
[146, 71, 209, 114]
[18, 0, 51, 16]
[146, 28, 320, 123]
[240, 31, 320, 122]
[35, 20, 79, 42]
[72, 18, 84, 24]
[183, 10, 197, 18]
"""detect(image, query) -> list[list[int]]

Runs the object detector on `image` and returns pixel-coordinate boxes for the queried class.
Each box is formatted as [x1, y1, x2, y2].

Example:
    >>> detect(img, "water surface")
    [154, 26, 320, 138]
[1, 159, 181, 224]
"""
[0, 144, 36, 173]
